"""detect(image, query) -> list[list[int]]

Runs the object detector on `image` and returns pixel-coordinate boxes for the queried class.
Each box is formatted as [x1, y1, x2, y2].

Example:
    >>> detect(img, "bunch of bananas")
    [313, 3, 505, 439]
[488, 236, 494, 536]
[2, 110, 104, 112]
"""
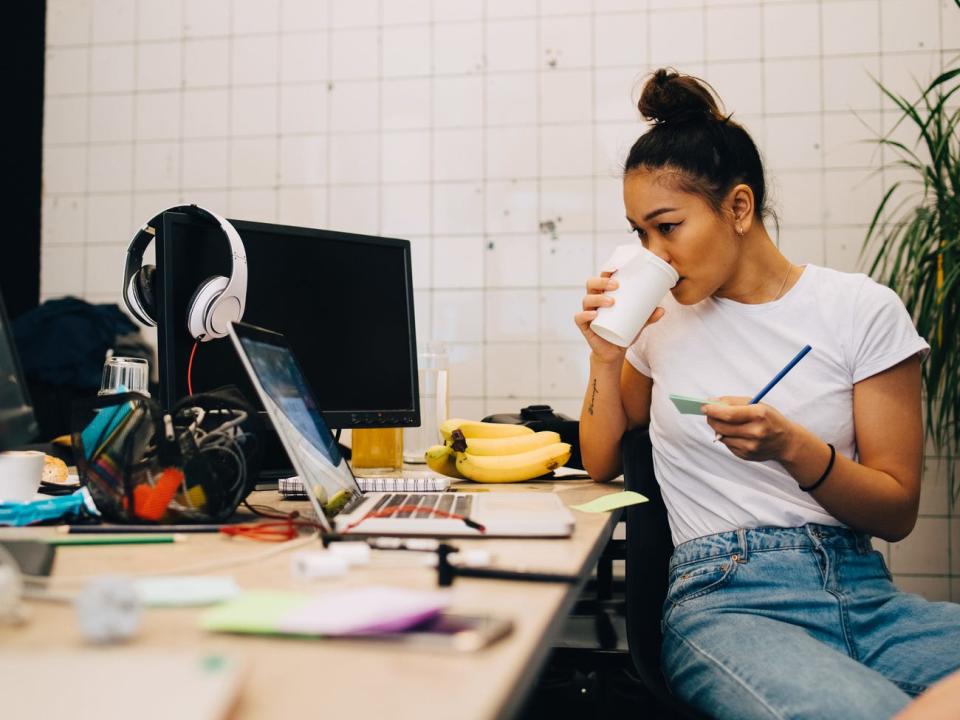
[425, 419, 571, 483]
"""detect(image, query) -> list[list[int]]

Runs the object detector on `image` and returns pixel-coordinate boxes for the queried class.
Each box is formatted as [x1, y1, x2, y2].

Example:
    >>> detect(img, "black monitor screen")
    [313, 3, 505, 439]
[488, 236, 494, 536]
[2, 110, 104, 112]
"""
[0, 284, 38, 450]
[157, 214, 419, 432]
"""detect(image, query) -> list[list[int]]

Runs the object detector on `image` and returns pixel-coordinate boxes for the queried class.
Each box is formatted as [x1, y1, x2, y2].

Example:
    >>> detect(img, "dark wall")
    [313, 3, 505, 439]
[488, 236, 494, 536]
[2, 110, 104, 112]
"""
[2, 1, 45, 319]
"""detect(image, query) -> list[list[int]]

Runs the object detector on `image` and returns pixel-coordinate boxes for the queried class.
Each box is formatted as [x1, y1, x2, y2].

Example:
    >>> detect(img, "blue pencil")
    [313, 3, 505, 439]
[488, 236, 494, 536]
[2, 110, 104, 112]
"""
[749, 344, 813, 404]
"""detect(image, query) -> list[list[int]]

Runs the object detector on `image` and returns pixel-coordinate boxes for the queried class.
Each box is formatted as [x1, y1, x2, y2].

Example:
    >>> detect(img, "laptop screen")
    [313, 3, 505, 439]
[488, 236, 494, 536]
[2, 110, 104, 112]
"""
[231, 323, 363, 522]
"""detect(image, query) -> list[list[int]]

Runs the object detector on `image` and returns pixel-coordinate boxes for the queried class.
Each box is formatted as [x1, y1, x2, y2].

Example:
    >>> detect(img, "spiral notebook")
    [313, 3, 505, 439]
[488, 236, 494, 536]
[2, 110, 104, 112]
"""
[279, 473, 451, 499]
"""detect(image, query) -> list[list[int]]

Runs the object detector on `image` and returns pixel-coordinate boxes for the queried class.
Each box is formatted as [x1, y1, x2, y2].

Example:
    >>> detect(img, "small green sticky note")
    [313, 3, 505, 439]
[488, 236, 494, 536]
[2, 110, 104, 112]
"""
[201, 591, 307, 634]
[571, 491, 649, 513]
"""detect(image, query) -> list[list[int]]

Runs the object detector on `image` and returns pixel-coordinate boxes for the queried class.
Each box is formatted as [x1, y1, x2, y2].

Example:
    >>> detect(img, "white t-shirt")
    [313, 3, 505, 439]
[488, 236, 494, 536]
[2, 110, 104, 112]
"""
[625, 264, 929, 546]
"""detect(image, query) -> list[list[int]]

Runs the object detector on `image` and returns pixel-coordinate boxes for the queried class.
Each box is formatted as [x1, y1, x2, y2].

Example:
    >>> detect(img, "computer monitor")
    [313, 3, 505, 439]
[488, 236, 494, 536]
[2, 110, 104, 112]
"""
[157, 213, 420, 433]
[0, 283, 38, 450]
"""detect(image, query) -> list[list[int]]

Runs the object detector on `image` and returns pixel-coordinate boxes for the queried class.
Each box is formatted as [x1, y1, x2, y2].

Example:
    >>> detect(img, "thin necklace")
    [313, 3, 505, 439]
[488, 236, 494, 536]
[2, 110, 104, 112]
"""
[772, 262, 794, 301]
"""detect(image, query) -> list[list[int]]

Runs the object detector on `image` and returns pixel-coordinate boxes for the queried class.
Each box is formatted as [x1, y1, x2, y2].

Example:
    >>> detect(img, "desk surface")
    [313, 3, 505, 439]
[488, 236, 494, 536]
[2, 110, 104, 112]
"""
[1, 479, 622, 720]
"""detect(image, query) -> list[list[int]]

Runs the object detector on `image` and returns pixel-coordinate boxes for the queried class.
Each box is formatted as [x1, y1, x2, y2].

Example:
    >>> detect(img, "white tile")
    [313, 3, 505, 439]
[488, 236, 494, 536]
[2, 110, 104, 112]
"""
[182, 140, 229, 189]
[281, 32, 330, 83]
[594, 67, 644, 123]
[433, 129, 483, 181]
[540, 178, 594, 233]
[228, 188, 277, 222]
[382, 25, 432, 78]
[41, 245, 86, 296]
[485, 344, 539, 397]
[823, 111, 883, 168]
[329, 80, 380, 132]
[945, 0, 960, 52]
[705, 5, 763, 62]
[539, 125, 593, 178]
[540, 70, 593, 124]
[328, 185, 380, 235]
[90, 44, 135, 93]
[486, 180, 539, 235]
[87, 144, 132, 193]
[764, 115, 823, 170]
[705, 62, 765, 117]
[279, 135, 327, 186]
[595, 175, 630, 232]
[770, 170, 823, 228]
[540, 288, 583, 341]
[763, 2, 820, 59]
[409, 239, 432, 290]
[776, 227, 825, 267]
[822, 56, 882, 112]
[593, 13, 647, 67]
[329, 132, 379, 184]
[541, 232, 594, 287]
[44, 96, 89, 145]
[136, 41, 181, 91]
[232, 0, 279, 35]
[486, 127, 538, 179]
[88, 94, 135, 144]
[230, 137, 278, 188]
[330, 0, 379, 28]
[822, 1, 880, 56]
[183, 0, 230, 38]
[434, 22, 485, 75]
[486, 289, 538, 341]
[137, 0, 181, 41]
[823, 226, 869, 273]
[445, 343, 484, 398]
[42, 195, 86, 246]
[595, 232, 630, 271]
[892, 575, 951, 602]
[383, 0, 431, 25]
[881, 0, 940, 53]
[595, 0, 648, 10]
[434, 237, 485, 289]
[540, 343, 589, 398]
[484, 396, 541, 416]
[91, 0, 135, 43]
[485, 73, 538, 126]
[879, 52, 943, 111]
[184, 38, 230, 88]
[889, 517, 949, 574]
[381, 130, 431, 183]
[134, 142, 179, 191]
[541, 0, 592, 15]
[84, 244, 127, 295]
[382, 78, 431, 129]
[281, 0, 329, 32]
[919, 457, 952, 516]
[432, 290, 484, 342]
[485, 234, 540, 288]
[277, 187, 328, 228]
[47, 0, 91, 46]
[452, 398, 486, 418]
[540, 16, 592, 70]
[331, 28, 380, 79]
[823, 168, 883, 226]
[486, 0, 538, 19]
[280, 84, 328, 134]
[183, 89, 229, 139]
[45, 47, 89, 94]
[132, 190, 182, 222]
[381, 184, 431, 235]
[433, 183, 484, 235]
[232, 86, 279, 136]
[433, 76, 483, 128]
[650, 9, 705, 65]
[86, 194, 133, 246]
[135, 91, 181, 141]
[764, 59, 822, 113]
[232, 35, 279, 85]
[486, 19, 539, 72]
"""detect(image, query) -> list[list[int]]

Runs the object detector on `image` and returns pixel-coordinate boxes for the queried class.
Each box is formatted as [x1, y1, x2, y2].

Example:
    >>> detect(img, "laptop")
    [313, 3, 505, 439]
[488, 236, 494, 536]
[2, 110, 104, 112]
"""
[227, 321, 575, 538]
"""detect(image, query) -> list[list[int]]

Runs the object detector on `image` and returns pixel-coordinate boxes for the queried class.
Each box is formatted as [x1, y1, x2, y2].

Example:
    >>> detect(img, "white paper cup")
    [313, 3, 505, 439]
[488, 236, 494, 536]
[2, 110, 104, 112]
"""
[589, 245, 679, 347]
[0, 450, 45, 502]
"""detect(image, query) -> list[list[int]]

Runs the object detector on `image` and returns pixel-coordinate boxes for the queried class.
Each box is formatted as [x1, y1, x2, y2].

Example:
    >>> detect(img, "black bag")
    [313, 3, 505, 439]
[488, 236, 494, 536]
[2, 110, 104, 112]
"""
[482, 405, 582, 469]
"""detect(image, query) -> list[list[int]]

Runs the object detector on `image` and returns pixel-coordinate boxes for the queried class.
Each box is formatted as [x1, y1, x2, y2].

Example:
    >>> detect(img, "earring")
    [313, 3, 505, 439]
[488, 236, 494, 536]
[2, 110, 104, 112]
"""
[735, 223, 743, 236]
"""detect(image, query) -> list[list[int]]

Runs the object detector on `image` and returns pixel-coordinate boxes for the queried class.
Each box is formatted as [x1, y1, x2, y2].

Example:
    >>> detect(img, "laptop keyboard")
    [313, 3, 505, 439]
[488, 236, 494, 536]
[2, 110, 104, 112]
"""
[375, 493, 472, 520]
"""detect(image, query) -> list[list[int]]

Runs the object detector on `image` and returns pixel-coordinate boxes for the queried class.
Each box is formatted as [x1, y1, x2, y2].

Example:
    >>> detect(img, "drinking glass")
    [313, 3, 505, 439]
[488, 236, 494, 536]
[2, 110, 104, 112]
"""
[403, 343, 449, 464]
[99, 356, 150, 396]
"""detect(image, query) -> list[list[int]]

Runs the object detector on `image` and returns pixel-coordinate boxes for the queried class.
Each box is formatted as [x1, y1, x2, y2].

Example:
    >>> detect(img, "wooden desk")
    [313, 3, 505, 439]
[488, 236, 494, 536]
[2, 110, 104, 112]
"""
[1, 479, 623, 720]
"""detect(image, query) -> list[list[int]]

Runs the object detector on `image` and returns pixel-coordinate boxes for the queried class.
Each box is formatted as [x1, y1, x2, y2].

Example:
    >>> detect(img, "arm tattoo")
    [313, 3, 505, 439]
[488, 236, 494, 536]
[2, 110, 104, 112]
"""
[588, 378, 598, 415]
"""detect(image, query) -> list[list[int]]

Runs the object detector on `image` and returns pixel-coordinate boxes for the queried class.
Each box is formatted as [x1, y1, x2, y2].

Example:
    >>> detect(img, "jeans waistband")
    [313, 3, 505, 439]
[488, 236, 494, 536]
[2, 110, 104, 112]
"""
[669, 524, 873, 570]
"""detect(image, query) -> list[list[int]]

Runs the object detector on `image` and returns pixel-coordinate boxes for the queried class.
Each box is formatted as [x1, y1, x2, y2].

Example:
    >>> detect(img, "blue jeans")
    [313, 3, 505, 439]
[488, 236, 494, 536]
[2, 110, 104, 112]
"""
[661, 524, 960, 720]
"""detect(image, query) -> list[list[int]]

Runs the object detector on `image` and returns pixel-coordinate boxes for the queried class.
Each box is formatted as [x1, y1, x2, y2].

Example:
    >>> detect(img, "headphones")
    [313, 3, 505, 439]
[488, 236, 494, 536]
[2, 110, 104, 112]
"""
[123, 205, 247, 342]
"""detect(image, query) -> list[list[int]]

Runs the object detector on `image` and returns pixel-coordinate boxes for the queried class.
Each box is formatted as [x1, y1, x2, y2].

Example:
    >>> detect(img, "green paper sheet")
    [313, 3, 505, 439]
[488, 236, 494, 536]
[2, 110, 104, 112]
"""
[201, 591, 307, 634]
[571, 491, 648, 513]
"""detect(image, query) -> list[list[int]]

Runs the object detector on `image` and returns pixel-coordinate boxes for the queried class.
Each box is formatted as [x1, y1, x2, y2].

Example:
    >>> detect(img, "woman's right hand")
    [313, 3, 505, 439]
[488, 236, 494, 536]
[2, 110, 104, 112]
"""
[574, 272, 665, 364]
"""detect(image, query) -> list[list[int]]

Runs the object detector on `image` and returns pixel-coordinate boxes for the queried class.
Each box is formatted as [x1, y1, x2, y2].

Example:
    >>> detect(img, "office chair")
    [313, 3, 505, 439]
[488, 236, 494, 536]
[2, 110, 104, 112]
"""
[621, 426, 711, 720]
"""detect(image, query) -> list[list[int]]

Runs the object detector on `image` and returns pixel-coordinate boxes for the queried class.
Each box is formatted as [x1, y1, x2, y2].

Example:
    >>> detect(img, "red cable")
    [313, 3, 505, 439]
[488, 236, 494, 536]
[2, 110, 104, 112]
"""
[187, 338, 200, 396]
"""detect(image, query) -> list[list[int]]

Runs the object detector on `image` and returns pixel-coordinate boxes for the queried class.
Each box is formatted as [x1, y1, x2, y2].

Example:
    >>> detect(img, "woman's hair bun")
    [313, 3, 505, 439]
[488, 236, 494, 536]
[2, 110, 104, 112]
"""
[637, 68, 725, 125]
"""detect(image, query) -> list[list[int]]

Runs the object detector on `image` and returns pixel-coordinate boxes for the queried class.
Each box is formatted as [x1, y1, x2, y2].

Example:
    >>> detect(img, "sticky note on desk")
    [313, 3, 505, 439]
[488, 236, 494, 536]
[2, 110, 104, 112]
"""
[571, 491, 648, 513]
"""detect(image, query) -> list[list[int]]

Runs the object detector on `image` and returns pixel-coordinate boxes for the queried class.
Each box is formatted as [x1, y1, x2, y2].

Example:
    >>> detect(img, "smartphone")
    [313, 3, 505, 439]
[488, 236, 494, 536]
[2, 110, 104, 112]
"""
[353, 613, 513, 652]
[668, 394, 719, 415]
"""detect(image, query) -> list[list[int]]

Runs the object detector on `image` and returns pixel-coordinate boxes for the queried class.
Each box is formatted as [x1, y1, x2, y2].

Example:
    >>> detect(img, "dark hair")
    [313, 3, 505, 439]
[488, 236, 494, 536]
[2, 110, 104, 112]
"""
[625, 68, 769, 221]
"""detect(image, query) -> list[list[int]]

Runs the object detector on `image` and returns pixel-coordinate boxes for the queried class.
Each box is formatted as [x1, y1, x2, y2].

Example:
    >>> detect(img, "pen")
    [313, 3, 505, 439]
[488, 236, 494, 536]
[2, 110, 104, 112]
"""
[749, 344, 813, 405]
[59, 524, 224, 534]
[46, 534, 186, 546]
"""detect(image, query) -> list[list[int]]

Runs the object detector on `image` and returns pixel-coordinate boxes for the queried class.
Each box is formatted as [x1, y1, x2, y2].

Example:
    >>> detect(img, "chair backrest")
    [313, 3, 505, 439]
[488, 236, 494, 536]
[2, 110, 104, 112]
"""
[621, 426, 710, 720]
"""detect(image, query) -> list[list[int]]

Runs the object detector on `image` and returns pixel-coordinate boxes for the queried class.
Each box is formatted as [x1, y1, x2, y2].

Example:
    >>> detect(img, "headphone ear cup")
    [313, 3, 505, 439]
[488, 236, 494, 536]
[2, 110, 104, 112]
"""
[125, 265, 157, 326]
[186, 275, 229, 340]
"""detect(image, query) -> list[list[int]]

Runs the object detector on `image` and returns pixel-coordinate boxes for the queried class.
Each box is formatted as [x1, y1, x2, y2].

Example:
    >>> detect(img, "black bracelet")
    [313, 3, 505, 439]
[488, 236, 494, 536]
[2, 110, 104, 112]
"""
[801, 442, 835, 493]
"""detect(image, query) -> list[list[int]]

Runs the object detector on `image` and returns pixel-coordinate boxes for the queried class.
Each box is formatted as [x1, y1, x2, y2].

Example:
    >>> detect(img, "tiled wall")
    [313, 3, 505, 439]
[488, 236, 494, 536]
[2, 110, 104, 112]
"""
[41, 0, 958, 597]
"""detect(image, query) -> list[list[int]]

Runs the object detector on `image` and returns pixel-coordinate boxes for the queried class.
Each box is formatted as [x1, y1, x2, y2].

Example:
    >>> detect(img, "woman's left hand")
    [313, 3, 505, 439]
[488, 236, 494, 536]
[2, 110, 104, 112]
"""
[702, 396, 798, 463]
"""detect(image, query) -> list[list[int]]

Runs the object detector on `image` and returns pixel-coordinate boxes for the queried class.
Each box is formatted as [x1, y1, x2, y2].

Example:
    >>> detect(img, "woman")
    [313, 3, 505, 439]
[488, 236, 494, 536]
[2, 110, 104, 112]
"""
[575, 68, 960, 720]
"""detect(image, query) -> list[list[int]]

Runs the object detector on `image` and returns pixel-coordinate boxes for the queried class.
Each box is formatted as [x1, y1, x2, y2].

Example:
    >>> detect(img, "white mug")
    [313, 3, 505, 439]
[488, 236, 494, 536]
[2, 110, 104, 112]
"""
[590, 244, 679, 348]
[0, 451, 45, 502]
